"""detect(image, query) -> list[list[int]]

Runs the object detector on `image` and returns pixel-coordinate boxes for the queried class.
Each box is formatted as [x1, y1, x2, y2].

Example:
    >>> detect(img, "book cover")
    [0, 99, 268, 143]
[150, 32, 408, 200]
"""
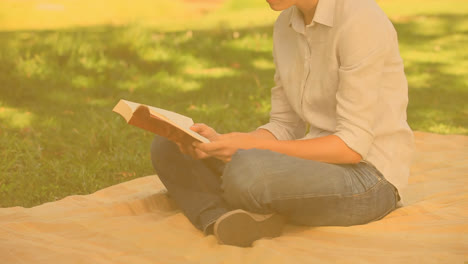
[113, 99, 209, 145]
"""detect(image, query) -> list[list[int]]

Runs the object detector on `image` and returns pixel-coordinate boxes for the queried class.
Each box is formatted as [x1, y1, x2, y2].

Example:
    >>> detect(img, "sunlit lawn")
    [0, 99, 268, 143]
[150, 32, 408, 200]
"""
[0, 0, 467, 207]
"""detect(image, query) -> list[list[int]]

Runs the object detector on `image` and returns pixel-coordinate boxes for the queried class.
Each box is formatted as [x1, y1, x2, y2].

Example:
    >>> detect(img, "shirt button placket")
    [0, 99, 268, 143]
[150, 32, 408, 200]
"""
[301, 33, 312, 114]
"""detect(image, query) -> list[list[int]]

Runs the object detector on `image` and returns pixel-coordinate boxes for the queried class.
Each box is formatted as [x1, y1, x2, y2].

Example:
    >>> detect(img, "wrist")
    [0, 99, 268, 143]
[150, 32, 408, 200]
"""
[252, 137, 277, 151]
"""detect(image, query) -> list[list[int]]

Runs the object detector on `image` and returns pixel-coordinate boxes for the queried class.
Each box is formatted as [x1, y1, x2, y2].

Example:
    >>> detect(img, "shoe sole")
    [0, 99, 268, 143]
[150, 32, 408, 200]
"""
[214, 209, 285, 247]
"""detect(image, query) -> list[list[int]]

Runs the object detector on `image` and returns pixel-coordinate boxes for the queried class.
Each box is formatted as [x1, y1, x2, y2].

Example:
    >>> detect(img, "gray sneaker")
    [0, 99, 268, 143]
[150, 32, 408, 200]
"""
[213, 209, 285, 247]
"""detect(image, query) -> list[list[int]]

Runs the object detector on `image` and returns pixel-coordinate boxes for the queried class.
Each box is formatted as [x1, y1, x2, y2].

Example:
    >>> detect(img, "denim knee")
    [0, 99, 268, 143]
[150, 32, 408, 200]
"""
[221, 149, 273, 213]
[150, 136, 181, 175]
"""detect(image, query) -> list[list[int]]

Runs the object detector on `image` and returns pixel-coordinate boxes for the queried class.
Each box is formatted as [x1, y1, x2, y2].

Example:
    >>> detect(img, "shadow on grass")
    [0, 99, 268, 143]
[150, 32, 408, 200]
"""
[0, 13, 466, 207]
[392, 14, 468, 133]
[0, 24, 276, 207]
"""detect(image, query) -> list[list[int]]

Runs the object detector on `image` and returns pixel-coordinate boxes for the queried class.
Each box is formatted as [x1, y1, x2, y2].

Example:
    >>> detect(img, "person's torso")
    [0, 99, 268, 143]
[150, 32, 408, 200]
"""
[273, 0, 414, 191]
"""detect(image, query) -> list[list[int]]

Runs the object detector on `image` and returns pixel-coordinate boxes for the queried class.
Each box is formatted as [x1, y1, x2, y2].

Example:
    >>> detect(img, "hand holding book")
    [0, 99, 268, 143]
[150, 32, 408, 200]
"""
[193, 131, 269, 163]
[113, 99, 270, 163]
[177, 123, 220, 160]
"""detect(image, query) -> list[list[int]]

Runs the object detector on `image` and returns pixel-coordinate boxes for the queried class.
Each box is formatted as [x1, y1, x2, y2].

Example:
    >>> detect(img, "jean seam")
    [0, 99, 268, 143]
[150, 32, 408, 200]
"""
[361, 161, 383, 180]
[268, 178, 386, 202]
[246, 163, 269, 210]
[372, 187, 398, 221]
[373, 203, 396, 221]
[274, 181, 396, 224]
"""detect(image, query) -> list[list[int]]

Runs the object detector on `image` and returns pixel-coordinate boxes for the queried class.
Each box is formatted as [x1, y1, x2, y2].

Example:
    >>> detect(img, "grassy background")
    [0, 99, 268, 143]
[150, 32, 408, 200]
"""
[0, 0, 467, 207]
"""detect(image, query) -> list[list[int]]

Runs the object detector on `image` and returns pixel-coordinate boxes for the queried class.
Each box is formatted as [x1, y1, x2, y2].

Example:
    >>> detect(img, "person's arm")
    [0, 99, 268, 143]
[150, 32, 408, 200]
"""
[249, 128, 278, 140]
[193, 9, 391, 164]
[181, 125, 277, 162]
[191, 128, 360, 164]
[332, 8, 391, 161]
[255, 135, 362, 164]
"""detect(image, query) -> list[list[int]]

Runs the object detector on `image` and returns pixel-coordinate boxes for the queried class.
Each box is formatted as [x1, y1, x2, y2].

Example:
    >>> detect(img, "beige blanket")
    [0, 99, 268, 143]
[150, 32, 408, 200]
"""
[1, 132, 467, 263]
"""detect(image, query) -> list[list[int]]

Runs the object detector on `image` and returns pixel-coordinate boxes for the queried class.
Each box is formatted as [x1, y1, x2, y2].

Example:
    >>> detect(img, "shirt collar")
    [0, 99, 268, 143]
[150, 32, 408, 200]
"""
[289, 0, 335, 33]
[313, 0, 335, 27]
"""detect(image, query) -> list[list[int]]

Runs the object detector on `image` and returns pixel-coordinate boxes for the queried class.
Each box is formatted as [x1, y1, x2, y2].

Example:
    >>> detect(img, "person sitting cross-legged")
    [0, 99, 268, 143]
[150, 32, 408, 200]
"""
[150, 0, 413, 247]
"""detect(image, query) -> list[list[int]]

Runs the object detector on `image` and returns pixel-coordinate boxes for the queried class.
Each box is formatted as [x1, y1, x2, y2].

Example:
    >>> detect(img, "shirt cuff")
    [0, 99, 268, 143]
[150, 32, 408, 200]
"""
[334, 125, 374, 159]
[257, 122, 296, 141]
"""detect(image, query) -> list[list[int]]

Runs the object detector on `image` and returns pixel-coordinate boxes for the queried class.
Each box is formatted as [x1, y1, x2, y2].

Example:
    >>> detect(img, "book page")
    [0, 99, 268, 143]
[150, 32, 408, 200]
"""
[147, 105, 209, 143]
[147, 106, 194, 129]
[120, 100, 209, 143]
[124, 100, 140, 112]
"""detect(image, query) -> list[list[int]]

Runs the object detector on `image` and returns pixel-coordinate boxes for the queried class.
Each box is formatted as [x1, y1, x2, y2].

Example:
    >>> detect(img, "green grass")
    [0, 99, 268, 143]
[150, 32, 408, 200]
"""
[0, 0, 467, 207]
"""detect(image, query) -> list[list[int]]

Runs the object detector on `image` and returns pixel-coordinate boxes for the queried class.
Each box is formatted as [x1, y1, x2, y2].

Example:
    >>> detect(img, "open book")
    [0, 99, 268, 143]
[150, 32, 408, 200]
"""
[113, 99, 209, 144]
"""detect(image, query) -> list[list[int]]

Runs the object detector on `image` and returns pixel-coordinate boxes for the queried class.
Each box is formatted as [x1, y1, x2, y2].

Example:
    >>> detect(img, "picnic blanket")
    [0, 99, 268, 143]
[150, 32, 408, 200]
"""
[1, 131, 467, 263]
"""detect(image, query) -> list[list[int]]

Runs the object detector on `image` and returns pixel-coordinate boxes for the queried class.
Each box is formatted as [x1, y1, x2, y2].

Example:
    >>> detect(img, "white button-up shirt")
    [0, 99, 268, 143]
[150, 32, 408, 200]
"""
[258, 0, 414, 192]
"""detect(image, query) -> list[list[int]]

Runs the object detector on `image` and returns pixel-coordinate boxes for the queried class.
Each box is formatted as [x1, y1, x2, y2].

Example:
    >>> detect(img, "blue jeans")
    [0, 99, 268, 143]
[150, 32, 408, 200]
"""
[150, 136, 400, 233]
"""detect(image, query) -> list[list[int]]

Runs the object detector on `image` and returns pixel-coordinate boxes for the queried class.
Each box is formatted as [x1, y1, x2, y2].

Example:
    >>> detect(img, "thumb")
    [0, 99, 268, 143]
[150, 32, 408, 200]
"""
[190, 123, 208, 131]
[191, 123, 219, 140]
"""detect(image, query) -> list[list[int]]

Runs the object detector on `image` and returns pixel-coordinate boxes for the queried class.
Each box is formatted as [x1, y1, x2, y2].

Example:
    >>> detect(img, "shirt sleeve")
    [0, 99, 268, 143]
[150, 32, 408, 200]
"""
[333, 8, 392, 159]
[258, 46, 306, 140]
